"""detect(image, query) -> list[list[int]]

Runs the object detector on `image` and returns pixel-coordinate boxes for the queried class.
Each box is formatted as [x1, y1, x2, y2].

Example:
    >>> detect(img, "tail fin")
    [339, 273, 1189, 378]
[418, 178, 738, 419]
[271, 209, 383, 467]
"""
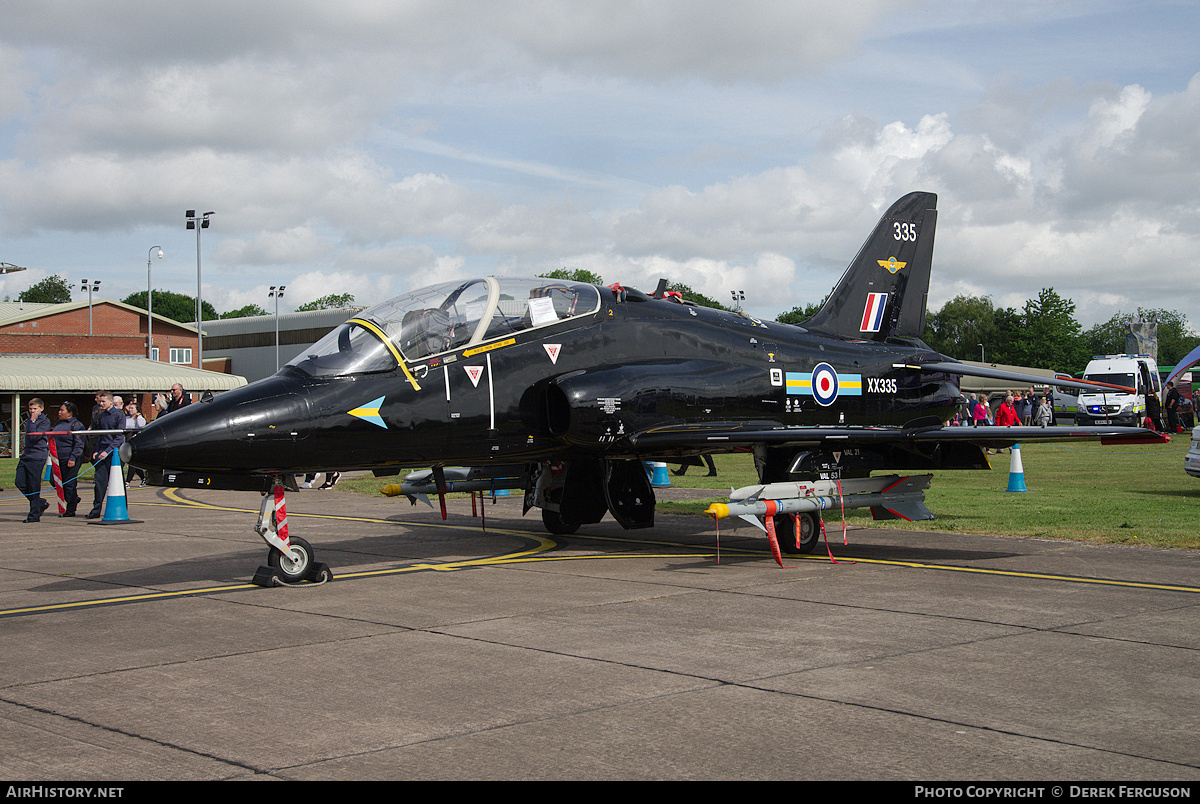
[803, 191, 937, 341]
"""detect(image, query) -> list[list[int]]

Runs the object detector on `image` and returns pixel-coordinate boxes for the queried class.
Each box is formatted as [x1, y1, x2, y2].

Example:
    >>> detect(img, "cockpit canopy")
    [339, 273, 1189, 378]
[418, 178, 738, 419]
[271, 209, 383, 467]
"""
[286, 277, 602, 378]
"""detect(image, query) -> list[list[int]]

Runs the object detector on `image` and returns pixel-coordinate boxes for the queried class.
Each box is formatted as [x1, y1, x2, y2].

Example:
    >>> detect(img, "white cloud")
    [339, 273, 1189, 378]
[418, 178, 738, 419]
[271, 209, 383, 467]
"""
[1, 2, 1199, 332]
[213, 227, 332, 266]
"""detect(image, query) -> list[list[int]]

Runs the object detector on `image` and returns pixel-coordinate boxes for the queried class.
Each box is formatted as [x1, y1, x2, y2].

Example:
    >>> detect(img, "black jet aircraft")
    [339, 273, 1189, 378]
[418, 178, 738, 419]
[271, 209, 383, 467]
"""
[125, 191, 1161, 581]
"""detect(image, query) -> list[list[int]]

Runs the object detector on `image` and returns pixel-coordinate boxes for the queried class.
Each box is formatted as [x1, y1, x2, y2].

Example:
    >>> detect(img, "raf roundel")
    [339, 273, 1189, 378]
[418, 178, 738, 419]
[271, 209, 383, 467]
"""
[811, 362, 840, 406]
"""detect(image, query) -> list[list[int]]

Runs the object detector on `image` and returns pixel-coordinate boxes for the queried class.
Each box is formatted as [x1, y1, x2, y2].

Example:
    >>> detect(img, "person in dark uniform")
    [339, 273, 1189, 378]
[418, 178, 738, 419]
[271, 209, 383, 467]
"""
[53, 402, 87, 517]
[1165, 381, 1181, 434]
[87, 392, 124, 519]
[1146, 389, 1163, 431]
[15, 398, 51, 522]
[165, 383, 192, 414]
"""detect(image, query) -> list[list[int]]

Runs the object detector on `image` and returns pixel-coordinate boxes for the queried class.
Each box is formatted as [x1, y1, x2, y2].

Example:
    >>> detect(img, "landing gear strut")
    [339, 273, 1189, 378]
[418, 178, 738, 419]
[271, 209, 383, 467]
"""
[251, 478, 333, 587]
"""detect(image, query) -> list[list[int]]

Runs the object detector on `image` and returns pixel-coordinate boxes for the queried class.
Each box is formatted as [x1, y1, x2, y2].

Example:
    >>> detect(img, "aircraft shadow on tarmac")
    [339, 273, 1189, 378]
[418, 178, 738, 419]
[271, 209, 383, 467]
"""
[29, 511, 1020, 596]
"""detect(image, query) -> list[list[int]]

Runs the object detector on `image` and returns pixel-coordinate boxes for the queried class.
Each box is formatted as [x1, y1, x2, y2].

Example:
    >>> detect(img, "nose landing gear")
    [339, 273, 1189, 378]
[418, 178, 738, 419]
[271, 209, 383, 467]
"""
[251, 478, 333, 587]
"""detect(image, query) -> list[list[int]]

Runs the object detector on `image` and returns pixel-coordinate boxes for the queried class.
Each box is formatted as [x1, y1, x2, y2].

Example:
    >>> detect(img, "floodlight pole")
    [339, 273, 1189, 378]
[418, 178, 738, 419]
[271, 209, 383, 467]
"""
[186, 210, 214, 369]
[147, 246, 162, 360]
[80, 279, 101, 335]
[269, 285, 286, 370]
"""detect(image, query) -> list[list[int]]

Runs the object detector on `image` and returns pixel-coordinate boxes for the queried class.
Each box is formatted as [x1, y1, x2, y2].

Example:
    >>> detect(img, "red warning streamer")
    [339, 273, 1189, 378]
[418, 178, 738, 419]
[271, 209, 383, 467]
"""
[48, 435, 66, 515]
[273, 483, 289, 546]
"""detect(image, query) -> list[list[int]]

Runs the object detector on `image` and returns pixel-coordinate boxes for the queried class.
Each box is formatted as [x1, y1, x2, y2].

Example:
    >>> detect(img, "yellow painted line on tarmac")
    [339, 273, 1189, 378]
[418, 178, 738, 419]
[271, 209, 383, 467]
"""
[564, 531, 1200, 593]
[803, 554, 1200, 594]
[6, 490, 1198, 619]
[0, 490, 697, 618]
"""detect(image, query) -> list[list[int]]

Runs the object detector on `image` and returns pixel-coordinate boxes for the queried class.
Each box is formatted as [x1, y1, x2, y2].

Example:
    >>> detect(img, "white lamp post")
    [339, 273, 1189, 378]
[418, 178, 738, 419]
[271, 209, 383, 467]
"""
[147, 246, 162, 359]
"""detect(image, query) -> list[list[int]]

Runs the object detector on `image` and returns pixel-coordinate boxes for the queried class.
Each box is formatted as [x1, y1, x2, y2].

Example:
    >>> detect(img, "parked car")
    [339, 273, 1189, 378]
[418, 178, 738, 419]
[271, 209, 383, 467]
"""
[1076, 354, 1160, 427]
[1186, 425, 1200, 478]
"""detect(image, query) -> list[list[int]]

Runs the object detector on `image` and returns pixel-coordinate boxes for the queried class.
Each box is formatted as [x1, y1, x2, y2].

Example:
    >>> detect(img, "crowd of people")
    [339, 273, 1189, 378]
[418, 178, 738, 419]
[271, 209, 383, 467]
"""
[10, 384, 192, 523]
[954, 382, 1196, 434]
[11, 375, 1198, 523]
[954, 388, 1054, 429]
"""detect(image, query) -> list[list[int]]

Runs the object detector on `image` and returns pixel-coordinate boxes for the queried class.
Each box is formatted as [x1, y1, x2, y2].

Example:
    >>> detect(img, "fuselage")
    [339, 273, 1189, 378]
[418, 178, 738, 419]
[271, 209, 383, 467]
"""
[127, 278, 961, 476]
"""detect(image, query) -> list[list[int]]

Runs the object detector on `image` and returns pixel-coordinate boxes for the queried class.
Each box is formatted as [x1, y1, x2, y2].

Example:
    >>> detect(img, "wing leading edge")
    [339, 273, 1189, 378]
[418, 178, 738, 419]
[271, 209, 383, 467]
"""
[630, 422, 1168, 451]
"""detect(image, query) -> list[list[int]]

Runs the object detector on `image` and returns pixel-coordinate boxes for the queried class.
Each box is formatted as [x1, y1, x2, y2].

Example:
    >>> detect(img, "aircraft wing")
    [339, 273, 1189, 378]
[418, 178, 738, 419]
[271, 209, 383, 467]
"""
[629, 422, 1168, 451]
[909, 361, 1136, 394]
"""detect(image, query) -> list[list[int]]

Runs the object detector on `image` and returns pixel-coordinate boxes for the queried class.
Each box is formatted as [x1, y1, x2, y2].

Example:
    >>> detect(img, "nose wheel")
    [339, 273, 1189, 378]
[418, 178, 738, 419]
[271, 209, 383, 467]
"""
[267, 537, 316, 581]
[251, 479, 333, 587]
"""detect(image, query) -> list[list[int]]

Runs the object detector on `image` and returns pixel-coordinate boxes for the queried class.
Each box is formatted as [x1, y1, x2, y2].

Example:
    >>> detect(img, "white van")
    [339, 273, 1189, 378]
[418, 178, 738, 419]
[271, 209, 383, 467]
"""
[1075, 354, 1160, 427]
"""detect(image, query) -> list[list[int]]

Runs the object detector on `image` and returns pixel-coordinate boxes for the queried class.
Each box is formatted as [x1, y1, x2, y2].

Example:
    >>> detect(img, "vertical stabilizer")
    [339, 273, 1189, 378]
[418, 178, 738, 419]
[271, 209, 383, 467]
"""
[803, 192, 937, 341]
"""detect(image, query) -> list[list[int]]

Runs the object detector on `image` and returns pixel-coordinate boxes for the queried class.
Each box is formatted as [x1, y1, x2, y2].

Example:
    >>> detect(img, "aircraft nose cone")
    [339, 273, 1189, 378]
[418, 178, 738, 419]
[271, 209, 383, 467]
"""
[126, 425, 168, 469]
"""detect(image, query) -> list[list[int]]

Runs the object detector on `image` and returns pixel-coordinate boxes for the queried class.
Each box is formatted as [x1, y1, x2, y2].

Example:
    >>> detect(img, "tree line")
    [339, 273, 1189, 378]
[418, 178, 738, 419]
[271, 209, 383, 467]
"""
[15, 271, 1198, 374]
[550, 270, 1199, 374]
[785, 288, 1199, 373]
[10, 275, 355, 319]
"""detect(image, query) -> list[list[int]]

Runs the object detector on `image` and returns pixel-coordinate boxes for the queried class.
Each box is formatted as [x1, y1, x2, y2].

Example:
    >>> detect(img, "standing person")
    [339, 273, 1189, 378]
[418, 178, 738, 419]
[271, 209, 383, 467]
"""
[53, 402, 87, 517]
[1016, 391, 1032, 426]
[1145, 389, 1162, 432]
[165, 383, 191, 414]
[1164, 381, 1181, 434]
[84, 389, 105, 463]
[972, 394, 989, 427]
[995, 394, 1020, 426]
[87, 392, 124, 519]
[15, 398, 52, 523]
[1180, 392, 1195, 430]
[123, 400, 147, 486]
[1033, 395, 1053, 427]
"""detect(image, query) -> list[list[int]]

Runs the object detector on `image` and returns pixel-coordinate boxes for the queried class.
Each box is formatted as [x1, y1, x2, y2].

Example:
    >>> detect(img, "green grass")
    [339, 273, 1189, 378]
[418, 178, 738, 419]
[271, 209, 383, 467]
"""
[343, 443, 1200, 548]
[13, 435, 1193, 549]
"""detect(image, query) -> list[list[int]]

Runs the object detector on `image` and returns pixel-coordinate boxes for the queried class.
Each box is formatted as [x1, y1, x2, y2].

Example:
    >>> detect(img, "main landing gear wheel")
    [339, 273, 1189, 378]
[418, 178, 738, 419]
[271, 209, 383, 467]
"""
[776, 511, 819, 554]
[542, 508, 581, 535]
[267, 536, 315, 582]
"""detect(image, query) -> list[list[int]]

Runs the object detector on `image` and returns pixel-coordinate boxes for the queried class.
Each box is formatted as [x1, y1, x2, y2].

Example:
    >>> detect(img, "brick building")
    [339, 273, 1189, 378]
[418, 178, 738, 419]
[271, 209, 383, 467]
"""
[0, 299, 245, 454]
[0, 299, 201, 366]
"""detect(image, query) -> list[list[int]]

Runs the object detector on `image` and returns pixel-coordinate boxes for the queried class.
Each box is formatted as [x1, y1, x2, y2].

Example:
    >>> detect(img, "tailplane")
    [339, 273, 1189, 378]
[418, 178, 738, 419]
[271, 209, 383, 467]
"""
[803, 191, 937, 341]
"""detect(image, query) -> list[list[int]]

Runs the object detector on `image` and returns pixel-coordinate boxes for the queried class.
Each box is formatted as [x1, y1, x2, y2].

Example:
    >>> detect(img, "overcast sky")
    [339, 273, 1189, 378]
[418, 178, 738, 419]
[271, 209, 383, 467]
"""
[1, 0, 1197, 330]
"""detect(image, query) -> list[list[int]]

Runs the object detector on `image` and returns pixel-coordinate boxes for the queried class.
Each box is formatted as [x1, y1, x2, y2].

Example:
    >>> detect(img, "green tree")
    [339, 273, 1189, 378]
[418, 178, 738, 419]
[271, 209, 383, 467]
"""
[667, 282, 729, 311]
[538, 268, 604, 285]
[921, 294, 998, 360]
[122, 290, 218, 322]
[1084, 308, 1200, 367]
[296, 293, 356, 311]
[775, 293, 830, 325]
[18, 274, 72, 303]
[990, 306, 1024, 366]
[1011, 288, 1087, 372]
[220, 303, 270, 319]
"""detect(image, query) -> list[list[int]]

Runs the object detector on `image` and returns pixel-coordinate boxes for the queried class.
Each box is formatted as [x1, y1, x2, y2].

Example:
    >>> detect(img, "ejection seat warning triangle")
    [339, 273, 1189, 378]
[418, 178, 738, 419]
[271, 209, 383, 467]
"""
[465, 365, 485, 387]
[544, 344, 561, 364]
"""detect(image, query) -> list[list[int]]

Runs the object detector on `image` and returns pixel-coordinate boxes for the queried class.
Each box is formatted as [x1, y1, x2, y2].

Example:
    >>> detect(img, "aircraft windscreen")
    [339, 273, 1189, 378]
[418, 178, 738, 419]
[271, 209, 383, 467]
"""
[286, 321, 398, 377]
